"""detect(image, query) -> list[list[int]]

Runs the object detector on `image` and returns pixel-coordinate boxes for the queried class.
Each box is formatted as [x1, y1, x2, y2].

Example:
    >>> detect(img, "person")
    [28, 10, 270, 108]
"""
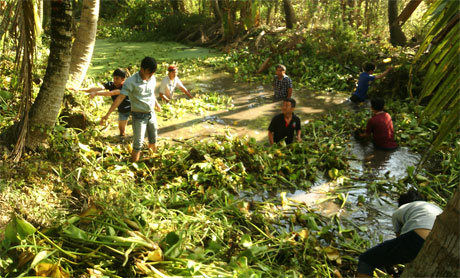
[268, 98, 301, 145]
[350, 62, 392, 103]
[273, 64, 293, 100]
[101, 57, 162, 162]
[357, 189, 443, 277]
[70, 69, 130, 136]
[158, 65, 193, 102]
[359, 98, 398, 151]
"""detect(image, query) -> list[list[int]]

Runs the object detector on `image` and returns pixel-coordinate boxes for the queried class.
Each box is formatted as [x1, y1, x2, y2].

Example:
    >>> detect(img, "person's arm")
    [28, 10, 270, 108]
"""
[375, 66, 393, 80]
[70, 86, 104, 93]
[159, 93, 171, 102]
[268, 131, 274, 145]
[296, 129, 301, 142]
[89, 89, 120, 99]
[287, 88, 292, 98]
[179, 85, 193, 99]
[100, 94, 126, 125]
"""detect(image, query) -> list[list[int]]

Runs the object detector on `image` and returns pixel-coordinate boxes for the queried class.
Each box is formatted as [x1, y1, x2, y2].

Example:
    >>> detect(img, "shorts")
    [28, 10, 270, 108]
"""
[131, 111, 158, 151]
[357, 230, 425, 276]
[118, 111, 130, 121]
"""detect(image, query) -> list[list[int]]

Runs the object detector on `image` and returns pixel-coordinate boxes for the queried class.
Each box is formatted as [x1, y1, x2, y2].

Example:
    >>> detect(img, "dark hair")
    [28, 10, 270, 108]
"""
[398, 189, 425, 207]
[113, 68, 126, 78]
[276, 64, 287, 72]
[371, 98, 385, 111]
[363, 62, 376, 72]
[140, 57, 157, 73]
[284, 98, 296, 108]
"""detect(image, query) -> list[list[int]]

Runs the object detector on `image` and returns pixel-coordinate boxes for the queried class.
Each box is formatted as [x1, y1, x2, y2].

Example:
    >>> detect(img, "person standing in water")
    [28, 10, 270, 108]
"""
[158, 65, 193, 102]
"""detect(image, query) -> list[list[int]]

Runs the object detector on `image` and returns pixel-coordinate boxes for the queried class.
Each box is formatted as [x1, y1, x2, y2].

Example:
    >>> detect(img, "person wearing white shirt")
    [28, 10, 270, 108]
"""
[159, 65, 194, 102]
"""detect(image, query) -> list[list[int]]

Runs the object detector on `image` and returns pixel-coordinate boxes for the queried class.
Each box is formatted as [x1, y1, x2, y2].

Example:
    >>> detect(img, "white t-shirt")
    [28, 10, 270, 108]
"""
[392, 201, 443, 235]
[159, 76, 184, 98]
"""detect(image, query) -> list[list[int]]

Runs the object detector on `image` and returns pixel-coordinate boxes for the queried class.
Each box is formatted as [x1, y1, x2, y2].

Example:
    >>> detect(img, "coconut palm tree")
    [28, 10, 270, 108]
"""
[409, 0, 460, 161]
[69, 0, 99, 88]
[2, 0, 73, 161]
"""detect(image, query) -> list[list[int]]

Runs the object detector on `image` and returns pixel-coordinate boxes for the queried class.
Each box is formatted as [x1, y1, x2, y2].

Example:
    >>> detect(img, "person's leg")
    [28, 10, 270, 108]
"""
[118, 120, 128, 136]
[357, 231, 425, 277]
[117, 112, 130, 136]
[146, 112, 158, 155]
[131, 113, 148, 162]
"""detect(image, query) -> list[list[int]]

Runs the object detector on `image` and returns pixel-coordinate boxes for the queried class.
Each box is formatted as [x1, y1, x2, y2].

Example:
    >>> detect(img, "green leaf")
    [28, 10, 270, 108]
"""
[62, 224, 89, 240]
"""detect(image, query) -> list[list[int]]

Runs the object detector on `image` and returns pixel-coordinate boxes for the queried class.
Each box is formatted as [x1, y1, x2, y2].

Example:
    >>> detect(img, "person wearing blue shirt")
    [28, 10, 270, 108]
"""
[350, 62, 392, 103]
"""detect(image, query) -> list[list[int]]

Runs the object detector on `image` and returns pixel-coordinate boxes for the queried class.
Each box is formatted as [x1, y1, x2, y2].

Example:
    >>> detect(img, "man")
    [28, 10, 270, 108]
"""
[273, 64, 293, 100]
[268, 98, 301, 145]
[159, 65, 193, 102]
[357, 189, 443, 277]
[350, 62, 392, 103]
[101, 57, 161, 162]
[360, 98, 398, 150]
[70, 69, 130, 136]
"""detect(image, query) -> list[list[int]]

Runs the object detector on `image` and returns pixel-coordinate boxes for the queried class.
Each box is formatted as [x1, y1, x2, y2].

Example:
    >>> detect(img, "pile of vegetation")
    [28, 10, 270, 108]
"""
[1, 91, 457, 276]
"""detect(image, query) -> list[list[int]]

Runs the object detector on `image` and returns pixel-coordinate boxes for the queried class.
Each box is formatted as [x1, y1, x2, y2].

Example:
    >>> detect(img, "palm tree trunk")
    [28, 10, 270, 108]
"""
[68, 0, 99, 88]
[27, 0, 73, 149]
[401, 186, 460, 277]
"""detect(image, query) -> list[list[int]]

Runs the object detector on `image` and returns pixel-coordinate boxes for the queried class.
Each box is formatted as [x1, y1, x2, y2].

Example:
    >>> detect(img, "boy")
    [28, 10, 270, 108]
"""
[268, 98, 301, 145]
[159, 65, 194, 102]
[360, 98, 398, 151]
[273, 64, 293, 100]
[357, 189, 443, 277]
[101, 57, 162, 162]
[350, 62, 392, 103]
[71, 69, 130, 136]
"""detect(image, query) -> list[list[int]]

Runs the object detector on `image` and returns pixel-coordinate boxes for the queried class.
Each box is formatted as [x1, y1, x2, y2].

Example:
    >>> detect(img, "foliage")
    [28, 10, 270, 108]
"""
[409, 0, 460, 156]
[1, 93, 457, 276]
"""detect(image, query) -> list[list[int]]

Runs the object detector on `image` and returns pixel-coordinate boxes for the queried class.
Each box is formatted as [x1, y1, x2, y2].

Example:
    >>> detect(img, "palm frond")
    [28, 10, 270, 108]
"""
[410, 0, 460, 165]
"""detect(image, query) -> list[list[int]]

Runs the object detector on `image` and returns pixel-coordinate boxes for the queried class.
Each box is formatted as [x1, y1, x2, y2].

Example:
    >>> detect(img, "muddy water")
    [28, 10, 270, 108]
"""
[287, 139, 420, 241]
[103, 70, 420, 242]
[157, 71, 346, 142]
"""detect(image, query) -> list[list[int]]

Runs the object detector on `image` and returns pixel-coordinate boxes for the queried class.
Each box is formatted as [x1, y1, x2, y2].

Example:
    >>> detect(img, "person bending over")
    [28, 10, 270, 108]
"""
[158, 65, 193, 102]
[357, 189, 442, 277]
[71, 68, 130, 136]
[350, 62, 392, 104]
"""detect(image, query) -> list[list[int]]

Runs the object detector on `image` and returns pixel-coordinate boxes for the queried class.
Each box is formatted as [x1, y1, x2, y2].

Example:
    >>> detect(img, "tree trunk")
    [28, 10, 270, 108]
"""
[282, 0, 296, 29]
[170, 0, 184, 14]
[401, 187, 460, 277]
[38, 0, 43, 27]
[210, 0, 222, 23]
[42, 0, 51, 31]
[27, 0, 73, 149]
[68, 0, 99, 88]
[388, 0, 406, 46]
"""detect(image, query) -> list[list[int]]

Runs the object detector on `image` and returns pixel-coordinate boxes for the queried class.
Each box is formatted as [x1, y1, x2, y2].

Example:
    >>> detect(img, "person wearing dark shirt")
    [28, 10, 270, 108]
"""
[360, 98, 398, 150]
[268, 98, 301, 145]
[350, 62, 392, 103]
[71, 69, 130, 136]
[357, 189, 442, 277]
